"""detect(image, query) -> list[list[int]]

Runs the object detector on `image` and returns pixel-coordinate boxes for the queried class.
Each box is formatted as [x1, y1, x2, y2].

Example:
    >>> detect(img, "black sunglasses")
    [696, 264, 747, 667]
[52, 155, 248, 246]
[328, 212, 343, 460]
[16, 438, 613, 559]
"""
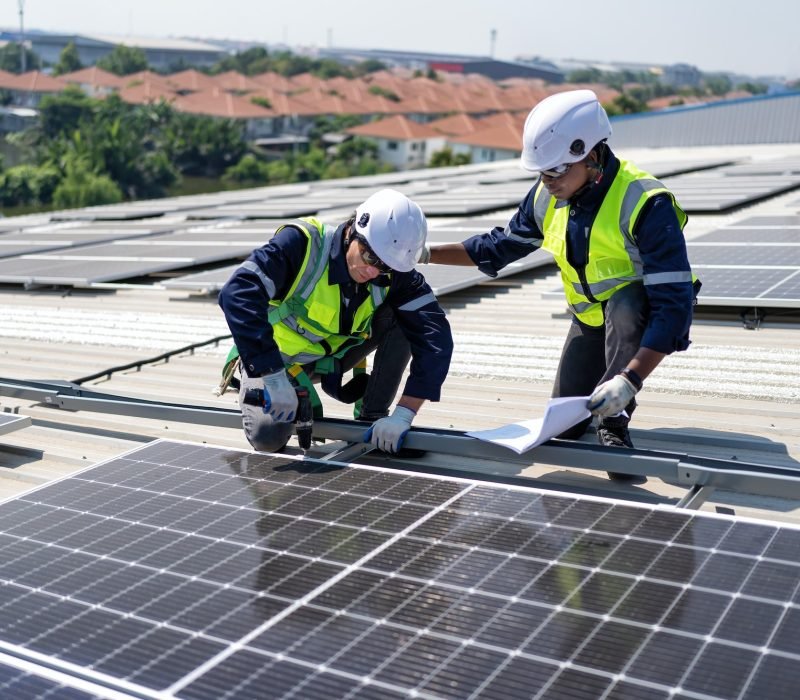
[353, 234, 393, 273]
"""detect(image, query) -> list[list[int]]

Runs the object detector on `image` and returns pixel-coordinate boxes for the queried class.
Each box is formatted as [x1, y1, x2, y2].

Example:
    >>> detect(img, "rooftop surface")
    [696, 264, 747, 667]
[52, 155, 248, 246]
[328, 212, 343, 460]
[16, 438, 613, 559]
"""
[1, 143, 799, 526]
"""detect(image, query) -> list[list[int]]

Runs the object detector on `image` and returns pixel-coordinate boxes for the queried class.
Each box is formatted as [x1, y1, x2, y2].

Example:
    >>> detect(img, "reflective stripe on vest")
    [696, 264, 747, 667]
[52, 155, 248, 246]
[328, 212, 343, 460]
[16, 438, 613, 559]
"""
[267, 218, 388, 366]
[532, 160, 689, 326]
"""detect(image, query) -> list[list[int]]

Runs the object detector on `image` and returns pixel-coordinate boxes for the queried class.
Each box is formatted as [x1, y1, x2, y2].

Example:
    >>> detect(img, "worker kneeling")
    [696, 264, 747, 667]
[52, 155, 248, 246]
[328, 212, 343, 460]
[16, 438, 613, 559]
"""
[218, 189, 453, 454]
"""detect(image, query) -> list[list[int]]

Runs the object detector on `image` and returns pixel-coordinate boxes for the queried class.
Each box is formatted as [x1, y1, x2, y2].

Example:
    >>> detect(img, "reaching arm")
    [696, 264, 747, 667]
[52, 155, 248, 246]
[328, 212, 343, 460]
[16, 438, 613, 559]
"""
[427, 242, 475, 266]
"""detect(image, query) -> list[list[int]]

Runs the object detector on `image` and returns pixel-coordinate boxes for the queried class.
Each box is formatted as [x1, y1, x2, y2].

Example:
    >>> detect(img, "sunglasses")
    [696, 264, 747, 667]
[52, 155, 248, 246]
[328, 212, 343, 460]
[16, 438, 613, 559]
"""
[353, 234, 393, 274]
[539, 162, 575, 179]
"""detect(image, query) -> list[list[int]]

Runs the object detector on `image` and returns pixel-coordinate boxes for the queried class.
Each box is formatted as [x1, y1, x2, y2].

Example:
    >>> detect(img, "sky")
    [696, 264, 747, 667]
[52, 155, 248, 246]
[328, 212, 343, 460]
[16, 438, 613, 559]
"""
[2, 0, 798, 79]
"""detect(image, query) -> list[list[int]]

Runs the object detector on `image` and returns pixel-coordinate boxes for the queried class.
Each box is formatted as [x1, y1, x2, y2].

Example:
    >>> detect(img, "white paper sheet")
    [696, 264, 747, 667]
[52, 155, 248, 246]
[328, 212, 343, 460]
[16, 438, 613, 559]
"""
[466, 396, 592, 454]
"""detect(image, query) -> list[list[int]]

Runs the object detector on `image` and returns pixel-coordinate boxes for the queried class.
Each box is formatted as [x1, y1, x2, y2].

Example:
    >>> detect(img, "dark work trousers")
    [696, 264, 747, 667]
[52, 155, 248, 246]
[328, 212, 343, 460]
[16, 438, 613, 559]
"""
[239, 304, 411, 452]
[551, 282, 649, 439]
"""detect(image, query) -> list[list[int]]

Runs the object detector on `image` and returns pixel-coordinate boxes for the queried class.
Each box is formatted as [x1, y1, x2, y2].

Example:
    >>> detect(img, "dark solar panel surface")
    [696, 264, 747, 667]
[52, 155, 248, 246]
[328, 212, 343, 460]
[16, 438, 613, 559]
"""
[663, 173, 800, 213]
[0, 440, 798, 699]
[727, 215, 800, 228]
[688, 217, 800, 306]
[688, 244, 800, 267]
[0, 658, 103, 699]
[693, 229, 800, 244]
[693, 267, 797, 301]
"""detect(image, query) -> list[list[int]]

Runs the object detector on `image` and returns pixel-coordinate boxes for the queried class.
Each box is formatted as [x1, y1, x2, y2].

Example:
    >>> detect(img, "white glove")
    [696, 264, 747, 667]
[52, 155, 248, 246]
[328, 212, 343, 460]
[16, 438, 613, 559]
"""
[365, 406, 416, 453]
[261, 369, 298, 422]
[418, 244, 431, 264]
[588, 374, 638, 418]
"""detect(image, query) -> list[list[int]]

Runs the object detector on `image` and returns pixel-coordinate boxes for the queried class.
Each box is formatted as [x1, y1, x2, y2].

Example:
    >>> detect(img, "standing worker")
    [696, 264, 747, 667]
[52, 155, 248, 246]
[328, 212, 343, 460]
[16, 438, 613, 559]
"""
[219, 188, 453, 455]
[420, 90, 697, 473]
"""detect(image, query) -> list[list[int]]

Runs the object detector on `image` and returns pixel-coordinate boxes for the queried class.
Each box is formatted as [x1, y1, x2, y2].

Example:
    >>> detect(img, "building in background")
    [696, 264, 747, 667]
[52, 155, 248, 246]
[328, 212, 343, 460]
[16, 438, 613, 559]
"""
[20, 33, 227, 72]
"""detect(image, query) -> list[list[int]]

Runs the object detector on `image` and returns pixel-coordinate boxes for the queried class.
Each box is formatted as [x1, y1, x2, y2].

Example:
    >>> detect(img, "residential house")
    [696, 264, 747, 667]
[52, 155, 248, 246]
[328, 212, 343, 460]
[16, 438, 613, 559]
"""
[346, 115, 446, 169]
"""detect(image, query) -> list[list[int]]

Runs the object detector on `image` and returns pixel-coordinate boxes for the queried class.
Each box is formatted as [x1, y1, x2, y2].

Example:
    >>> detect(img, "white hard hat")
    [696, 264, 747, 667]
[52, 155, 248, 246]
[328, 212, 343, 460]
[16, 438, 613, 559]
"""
[354, 189, 427, 272]
[520, 89, 612, 172]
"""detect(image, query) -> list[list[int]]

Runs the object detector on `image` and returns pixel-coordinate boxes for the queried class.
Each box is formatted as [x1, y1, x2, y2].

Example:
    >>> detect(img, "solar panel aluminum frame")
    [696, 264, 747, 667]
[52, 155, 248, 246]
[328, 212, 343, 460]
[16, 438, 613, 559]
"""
[1, 378, 799, 507]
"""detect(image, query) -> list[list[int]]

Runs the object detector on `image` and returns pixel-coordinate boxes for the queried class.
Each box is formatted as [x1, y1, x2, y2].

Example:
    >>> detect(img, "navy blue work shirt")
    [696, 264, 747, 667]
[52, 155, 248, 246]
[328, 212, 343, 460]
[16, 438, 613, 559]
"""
[462, 149, 695, 354]
[218, 222, 453, 401]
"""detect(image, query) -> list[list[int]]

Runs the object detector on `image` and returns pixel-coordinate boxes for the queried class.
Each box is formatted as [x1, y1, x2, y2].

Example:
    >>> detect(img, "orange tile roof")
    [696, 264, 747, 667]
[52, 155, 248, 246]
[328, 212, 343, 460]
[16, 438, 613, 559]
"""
[249, 71, 295, 92]
[4, 71, 66, 92]
[449, 121, 522, 151]
[59, 66, 124, 88]
[346, 114, 442, 140]
[173, 88, 275, 118]
[211, 71, 264, 93]
[166, 69, 219, 92]
[118, 80, 176, 104]
[428, 113, 481, 136]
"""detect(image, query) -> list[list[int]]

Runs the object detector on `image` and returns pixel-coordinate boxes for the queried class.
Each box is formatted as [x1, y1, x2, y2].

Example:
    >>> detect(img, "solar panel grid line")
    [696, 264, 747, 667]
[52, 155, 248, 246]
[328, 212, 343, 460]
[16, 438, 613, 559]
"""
[0, 645, 154, 699]
[2, 441, 800, 699]
[755, 268, 800, 300]
[166, 472, 477, 696]
[0, 446, 472, 696]
[0, 649, 131, 699]
[225, 478, 792, 696]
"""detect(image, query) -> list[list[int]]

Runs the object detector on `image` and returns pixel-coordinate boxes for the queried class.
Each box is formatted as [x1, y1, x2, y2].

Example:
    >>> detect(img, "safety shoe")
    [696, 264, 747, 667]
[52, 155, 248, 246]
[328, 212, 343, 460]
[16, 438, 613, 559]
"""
[597, 423, 634, 449]
[597, 423, 640, 481]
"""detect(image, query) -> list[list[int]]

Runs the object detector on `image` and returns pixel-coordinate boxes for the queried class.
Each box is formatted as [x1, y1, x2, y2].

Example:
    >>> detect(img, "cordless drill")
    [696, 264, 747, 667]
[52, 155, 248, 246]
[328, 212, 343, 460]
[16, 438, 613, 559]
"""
[242, 385, 313, 451]
[293, 386, 313, 451]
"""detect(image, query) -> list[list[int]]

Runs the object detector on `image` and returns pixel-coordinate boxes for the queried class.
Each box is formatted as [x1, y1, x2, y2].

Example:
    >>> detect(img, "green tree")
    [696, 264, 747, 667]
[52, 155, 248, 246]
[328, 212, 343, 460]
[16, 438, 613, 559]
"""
[352, 59, 387, 77]
[165, 112, 247, 176]
[0, 163, 60, 206]
[736, 82, 768, 95]
[566, 68, 603, 83]
[96, 44, 149, 76]
[210, 46, 270, 75]
[36, 86, 95, 140]
[603, 93, 649, 116]
[0, 42, 40, 73]
[368, 85, 400, 102]
[52, 41, 83, 76]
[429, 146, 471, 167]
[223, 153, 269, 184]
[703, 74, 732, 96]
[52, 155, 123, 208]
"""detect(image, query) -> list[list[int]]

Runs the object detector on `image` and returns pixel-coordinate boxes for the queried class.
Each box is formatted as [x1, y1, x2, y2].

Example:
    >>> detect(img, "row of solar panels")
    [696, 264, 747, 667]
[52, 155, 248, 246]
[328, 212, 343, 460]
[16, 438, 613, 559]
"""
[0, 156, 798, 302]
[539, 213, 800, 309]
[0, 439, 796, 699]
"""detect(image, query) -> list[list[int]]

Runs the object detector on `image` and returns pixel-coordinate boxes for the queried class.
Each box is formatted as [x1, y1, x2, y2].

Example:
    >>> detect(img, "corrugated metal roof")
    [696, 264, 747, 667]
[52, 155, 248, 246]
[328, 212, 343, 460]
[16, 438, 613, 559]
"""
[611, 92, 800, 147]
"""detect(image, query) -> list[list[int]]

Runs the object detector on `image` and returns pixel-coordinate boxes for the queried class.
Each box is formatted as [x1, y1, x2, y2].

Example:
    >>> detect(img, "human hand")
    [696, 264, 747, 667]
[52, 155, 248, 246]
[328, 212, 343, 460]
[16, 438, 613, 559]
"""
[588, 374, 638, 417]
[364, 406, 416, 453]
[261, 369, 298, 422]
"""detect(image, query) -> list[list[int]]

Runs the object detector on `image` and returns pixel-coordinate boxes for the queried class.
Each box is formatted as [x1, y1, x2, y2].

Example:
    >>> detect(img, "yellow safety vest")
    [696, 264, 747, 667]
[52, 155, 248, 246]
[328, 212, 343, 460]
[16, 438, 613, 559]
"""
[532, 159, 689, 326]
[267, 218, 389, 367]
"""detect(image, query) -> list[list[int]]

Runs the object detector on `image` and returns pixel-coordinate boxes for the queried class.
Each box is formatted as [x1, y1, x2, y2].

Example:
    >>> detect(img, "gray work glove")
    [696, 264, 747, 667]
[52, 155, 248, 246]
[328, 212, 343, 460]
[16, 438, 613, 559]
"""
[261, 369, 298, 422]
[364, 406, 416, 453]
[588, 374, 638, 418]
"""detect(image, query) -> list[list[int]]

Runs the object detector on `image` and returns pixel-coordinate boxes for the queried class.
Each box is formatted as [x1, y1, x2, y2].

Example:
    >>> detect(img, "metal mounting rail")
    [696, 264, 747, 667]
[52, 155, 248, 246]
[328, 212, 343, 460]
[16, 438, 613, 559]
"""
[1, 377, 799, 505]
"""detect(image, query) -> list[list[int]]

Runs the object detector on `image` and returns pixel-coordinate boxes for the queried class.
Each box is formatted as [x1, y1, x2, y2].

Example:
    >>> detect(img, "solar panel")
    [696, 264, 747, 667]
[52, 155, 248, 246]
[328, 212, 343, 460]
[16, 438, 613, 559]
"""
[0, 223, 288, 287]
[1, 439, 798, 700]
[161, 214, 548, 295]
[0, 655, 106, 699]
[727, 215, 800, 228]
[693, 267, 800, 304]
[693, 229, 800, 244]
[0, 220, 195, 259]
[663, 173, 800, 213]
[688, 244, 800, 267]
